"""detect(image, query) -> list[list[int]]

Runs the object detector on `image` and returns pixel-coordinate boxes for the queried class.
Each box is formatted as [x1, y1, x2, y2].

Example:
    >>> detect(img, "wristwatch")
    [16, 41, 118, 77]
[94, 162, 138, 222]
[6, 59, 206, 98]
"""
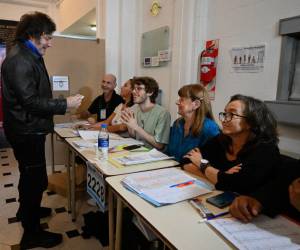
[199, 159, 210, 174]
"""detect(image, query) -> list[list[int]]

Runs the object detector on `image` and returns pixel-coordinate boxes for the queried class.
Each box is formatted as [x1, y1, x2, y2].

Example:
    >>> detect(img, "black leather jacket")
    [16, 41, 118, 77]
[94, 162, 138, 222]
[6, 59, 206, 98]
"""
[1, 42, 67, 135]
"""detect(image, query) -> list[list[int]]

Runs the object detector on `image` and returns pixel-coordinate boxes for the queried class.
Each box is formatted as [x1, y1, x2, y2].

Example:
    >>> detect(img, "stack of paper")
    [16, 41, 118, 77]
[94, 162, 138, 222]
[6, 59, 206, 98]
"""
[208, 215, 300, 250]
[72, 137, 144, 149]
[113, 148, 172, 166]
[78, 130, 123, 141]
[72, 140, 96, 149]
[122, 168, 213, 206]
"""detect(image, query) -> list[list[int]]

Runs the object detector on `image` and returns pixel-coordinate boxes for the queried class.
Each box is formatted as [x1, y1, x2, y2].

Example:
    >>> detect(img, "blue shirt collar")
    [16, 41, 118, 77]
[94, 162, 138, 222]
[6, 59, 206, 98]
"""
[22, 39, 42, 57]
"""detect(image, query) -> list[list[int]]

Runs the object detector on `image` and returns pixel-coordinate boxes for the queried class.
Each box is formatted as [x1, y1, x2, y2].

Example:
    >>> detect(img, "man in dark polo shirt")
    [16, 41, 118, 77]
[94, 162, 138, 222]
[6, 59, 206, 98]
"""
[77, 73, 123, 122]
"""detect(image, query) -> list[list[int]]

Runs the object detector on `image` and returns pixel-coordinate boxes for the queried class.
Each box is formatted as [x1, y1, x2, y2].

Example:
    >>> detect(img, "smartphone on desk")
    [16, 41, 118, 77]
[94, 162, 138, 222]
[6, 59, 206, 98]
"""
[123, 145, 142, 151]
[206, 191, 238, 209]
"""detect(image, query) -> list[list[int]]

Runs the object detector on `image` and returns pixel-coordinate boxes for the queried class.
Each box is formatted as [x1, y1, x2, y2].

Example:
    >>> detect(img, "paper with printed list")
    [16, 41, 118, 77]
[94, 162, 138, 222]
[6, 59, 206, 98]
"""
[114, 148, 172, 166]
[122, 168, 213, 206]
[208, 215, 300, 250]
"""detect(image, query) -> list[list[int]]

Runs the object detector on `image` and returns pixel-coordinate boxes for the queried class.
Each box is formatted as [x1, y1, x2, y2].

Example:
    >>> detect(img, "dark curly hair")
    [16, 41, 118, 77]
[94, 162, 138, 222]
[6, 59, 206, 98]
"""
[15, 11, 56, 41]
[220, 94, 278, 156]
[132, 76, 159, 103]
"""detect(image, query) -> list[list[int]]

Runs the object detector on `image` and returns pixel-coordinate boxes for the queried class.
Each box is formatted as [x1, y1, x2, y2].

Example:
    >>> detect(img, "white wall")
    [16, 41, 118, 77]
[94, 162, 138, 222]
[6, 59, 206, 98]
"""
[199, 0, 300, 156]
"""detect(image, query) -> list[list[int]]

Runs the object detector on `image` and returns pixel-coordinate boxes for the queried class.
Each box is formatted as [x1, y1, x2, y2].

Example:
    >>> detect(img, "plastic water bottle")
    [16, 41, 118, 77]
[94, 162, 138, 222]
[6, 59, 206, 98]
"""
[98, 124, 109, 160]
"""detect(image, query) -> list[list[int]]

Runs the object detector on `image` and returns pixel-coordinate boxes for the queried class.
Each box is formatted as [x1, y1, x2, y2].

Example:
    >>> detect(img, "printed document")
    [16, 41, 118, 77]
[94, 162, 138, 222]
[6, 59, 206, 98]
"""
[114, 148, 172, 165]
[208, 215, 300, 250]
[78, 130, 122, 141]
[122, 168, 213, 206]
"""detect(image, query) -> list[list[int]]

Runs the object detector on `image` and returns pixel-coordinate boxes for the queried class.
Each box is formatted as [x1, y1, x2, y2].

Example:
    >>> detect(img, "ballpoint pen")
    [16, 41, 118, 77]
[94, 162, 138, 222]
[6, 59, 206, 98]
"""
[206, 211, 229, 220]
[198, 211, 230, 223]
[170, 180, 195, 188]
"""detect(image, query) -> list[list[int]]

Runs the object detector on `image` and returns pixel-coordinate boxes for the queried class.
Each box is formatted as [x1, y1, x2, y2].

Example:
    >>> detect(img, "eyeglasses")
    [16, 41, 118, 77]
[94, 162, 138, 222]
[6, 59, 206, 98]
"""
[133, 86, 145, 92]
[219, 112, 247, 122]
[42, 33, 53, 41]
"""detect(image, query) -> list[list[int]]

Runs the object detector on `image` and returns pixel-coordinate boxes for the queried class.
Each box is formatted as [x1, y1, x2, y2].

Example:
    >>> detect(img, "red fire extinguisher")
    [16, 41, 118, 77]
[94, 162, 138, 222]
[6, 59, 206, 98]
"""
[200, 41, 218, 83]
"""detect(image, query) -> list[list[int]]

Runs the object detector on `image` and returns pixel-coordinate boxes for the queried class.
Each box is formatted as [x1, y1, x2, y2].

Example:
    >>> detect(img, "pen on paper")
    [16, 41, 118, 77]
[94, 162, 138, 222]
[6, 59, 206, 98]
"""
[170, 180, 195, 188]
[198, 211, 230, 223]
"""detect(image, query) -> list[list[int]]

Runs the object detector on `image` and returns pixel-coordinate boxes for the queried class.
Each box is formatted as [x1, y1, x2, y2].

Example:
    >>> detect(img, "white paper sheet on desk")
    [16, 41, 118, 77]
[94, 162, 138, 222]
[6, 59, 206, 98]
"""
[78, 130, 99, 140]
[141, 181, 211, 204]
[72, 140, 97, 148]
[208, 215, 300, 250]
[109, 138, 144, 148]
[78, 130, 122, 141]
[114, 148, 172, 166]
[122, 168, 196, 193]
[122, 168, 213, 206]
[55, 122, 74, 128]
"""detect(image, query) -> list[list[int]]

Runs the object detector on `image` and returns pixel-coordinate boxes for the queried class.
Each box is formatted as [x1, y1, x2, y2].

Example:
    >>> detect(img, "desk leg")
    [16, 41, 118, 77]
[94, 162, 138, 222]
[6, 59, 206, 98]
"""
[70, 150, 77, 221]
[115, 197, 123, 250]
[108, 188, 114, 250]
[66, 148, 71, 213]
[51, 132, 55, 173]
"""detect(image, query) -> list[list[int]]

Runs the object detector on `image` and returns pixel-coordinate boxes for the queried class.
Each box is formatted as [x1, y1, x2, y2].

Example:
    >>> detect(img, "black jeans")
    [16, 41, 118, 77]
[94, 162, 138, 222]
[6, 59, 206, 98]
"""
[5, 131, 48, 233]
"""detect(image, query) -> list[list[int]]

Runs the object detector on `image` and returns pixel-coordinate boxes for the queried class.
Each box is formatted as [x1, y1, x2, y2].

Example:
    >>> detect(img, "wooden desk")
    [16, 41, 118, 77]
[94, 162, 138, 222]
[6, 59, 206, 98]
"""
[64, 137, 179, 221]
[106, 174, 232, 250]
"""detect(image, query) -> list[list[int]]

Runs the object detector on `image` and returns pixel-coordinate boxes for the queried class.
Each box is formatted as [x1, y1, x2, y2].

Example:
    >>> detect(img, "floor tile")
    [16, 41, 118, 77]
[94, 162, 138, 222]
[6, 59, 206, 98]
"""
[66, 229, 80, 238]
[0, 147, 105, 249]
[4, 183, 13, 188]
[6, 198, 17, 203]
[55, 207, 67, 214]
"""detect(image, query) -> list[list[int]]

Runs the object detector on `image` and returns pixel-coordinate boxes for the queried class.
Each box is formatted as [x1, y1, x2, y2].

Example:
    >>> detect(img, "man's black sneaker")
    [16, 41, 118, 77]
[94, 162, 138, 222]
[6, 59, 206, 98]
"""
[20, 230, 62, 249]
[16, 207, 52, 220]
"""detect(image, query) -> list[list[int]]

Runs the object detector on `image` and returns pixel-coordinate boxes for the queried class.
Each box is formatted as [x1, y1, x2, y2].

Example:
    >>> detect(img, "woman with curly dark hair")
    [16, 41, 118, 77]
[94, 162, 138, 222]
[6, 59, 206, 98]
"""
[184, 94, 281, 195]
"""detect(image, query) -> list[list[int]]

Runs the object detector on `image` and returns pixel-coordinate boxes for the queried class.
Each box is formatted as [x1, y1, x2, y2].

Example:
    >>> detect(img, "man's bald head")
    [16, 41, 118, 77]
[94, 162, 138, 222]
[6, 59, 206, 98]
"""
[101, 73, 117, 94]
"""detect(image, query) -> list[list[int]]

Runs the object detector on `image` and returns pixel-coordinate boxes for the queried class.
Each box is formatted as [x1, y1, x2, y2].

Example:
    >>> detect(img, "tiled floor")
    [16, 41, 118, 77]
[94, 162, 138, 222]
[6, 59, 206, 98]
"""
[0, 148, 105, 250]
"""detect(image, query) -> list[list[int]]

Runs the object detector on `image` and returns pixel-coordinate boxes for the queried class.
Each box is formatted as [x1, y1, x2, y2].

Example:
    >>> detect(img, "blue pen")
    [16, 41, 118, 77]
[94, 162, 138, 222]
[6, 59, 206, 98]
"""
[170, 180, 195, 188]
[206, 211, 229, 220]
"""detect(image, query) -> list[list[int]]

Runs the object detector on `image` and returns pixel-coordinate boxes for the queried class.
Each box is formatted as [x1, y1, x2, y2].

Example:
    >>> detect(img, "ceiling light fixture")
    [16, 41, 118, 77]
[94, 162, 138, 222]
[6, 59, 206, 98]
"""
[90, 25, 96, 31]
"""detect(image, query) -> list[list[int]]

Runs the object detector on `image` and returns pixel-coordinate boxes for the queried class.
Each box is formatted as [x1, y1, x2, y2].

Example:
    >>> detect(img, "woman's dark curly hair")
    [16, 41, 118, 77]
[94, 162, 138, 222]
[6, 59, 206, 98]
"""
[220, 94, 278, 156]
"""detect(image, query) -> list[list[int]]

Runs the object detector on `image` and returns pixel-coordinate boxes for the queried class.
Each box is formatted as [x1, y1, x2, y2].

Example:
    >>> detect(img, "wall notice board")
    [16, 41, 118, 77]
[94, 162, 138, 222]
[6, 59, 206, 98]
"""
[141, 26, 170, 68]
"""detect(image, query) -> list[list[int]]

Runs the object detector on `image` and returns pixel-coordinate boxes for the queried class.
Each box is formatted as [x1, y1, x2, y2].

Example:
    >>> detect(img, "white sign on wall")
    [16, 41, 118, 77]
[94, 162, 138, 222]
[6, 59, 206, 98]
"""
[230, 45, 265, 73]
[52, 76, 69, 91]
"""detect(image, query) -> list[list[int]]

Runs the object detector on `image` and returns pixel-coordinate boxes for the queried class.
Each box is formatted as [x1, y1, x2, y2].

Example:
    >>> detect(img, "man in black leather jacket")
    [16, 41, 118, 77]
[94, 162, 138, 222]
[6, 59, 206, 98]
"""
[1, 12, 82, 249]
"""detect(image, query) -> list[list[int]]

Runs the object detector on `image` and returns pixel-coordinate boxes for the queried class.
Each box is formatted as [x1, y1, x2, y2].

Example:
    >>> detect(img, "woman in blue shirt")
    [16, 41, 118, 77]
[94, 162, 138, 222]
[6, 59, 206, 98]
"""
[167, 84, 219, 162]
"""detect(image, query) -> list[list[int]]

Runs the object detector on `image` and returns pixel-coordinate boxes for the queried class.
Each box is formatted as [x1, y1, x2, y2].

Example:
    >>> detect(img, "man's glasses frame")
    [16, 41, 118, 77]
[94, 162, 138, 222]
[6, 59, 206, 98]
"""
[218, 112, 247, 122]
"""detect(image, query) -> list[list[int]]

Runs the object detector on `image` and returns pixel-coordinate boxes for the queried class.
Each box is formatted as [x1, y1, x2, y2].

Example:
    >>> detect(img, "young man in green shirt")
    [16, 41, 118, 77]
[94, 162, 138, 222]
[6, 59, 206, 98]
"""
[121, 76, 171, 150]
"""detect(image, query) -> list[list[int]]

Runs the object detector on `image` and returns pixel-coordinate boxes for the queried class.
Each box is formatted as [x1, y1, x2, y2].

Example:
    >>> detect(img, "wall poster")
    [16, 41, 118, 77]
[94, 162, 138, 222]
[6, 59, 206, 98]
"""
[230, 45, 265, 73]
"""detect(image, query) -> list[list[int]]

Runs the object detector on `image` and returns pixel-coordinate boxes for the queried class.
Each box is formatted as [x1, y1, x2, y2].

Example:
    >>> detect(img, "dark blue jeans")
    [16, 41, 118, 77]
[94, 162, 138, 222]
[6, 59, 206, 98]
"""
[5, 131, 48, 233]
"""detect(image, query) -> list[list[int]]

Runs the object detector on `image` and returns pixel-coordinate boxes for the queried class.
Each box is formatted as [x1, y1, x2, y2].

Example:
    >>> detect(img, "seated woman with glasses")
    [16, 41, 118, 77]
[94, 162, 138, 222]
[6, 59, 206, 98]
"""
[183, 94, 281, 195]
[166, 84, 219, 162]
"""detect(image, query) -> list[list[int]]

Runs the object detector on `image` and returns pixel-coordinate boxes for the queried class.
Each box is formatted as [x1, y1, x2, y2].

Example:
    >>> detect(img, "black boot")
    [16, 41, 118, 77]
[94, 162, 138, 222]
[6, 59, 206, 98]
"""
[20, 230, 62, 249]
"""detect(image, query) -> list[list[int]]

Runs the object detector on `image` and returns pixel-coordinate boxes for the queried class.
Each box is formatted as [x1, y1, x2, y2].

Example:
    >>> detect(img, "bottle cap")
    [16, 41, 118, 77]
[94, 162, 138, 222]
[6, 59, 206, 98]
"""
[101, 123, 108, 128]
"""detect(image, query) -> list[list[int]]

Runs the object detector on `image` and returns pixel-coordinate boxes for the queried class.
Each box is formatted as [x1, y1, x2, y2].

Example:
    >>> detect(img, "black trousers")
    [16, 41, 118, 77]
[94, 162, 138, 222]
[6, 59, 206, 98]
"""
[5, 131, 48, 233]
